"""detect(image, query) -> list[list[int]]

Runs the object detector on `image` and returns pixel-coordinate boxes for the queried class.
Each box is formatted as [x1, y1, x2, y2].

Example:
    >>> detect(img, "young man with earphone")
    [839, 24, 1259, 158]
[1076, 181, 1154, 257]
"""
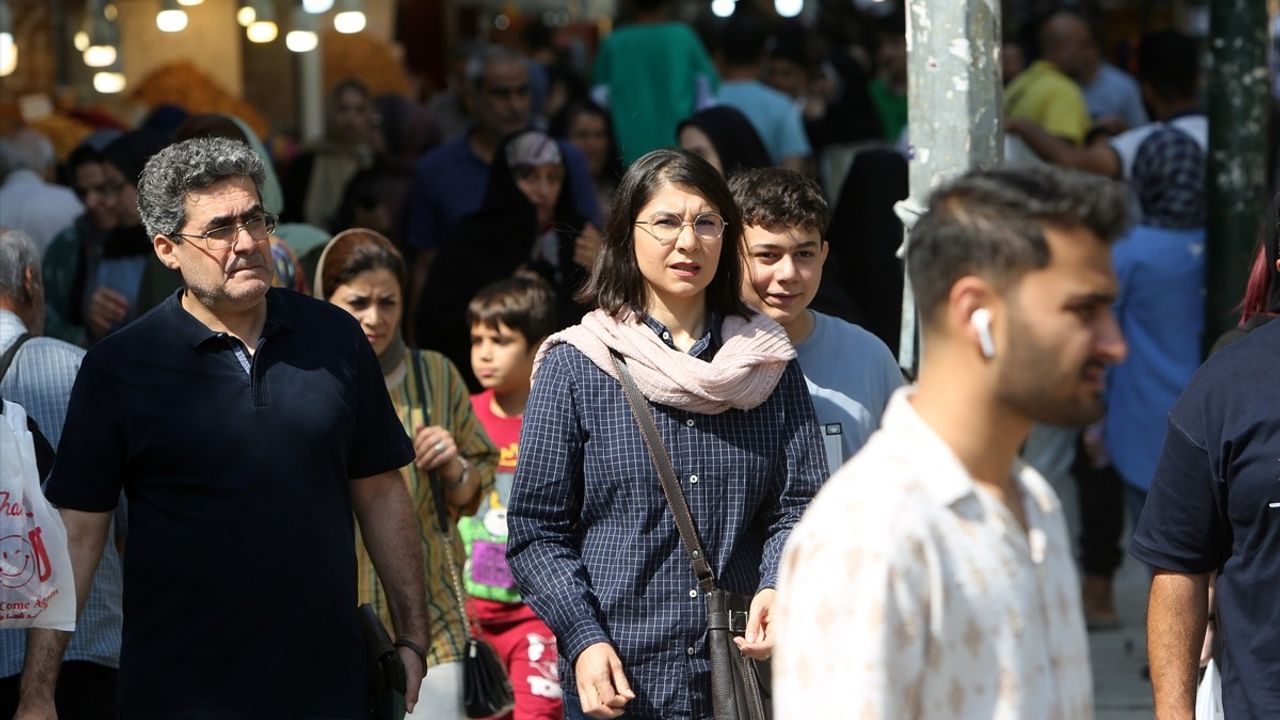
[772, 165, 1130, 719]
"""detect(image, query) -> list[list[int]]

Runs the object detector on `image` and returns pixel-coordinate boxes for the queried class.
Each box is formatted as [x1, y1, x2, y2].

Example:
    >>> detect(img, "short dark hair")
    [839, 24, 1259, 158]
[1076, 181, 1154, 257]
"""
[578, 148, 750, 319]
[729, 167, 829, 237]
[908, 165, 1129, 328]
[66, 144, 104, 177]
[330, 77, 370, 104]
[1137, 30, 1198, 101]
[466, 274, 557, 343]
[722, 10, 771, 67]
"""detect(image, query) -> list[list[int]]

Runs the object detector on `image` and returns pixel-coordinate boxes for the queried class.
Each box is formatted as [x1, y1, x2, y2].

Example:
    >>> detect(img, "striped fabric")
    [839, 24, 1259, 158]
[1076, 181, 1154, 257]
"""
[0, 310, 123, 677]
[355, 349, 499, 666]
[507, 315, 827, 719]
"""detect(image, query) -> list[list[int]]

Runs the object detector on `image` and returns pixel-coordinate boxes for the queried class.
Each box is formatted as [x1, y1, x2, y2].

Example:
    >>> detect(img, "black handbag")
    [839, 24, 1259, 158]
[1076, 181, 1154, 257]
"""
[413, 354, 517, 720]
[431, 492, 517, 720]
[358, 603, 407, 720]
[611, 352, 772, 720]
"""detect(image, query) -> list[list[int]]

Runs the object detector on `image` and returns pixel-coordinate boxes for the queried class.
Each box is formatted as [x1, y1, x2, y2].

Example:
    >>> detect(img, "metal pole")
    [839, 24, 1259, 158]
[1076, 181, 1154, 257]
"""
[898, 0, 1004, 372]
[1204, 0, 1272, 347]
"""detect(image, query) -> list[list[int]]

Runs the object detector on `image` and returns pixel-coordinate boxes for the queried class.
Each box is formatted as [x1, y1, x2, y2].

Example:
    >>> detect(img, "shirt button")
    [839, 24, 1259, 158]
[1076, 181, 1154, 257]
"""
[685, 418, 695, 427]
[689, 589, 698, 598]
[686, 646, 696, 657]
[689, 474, 699, 484]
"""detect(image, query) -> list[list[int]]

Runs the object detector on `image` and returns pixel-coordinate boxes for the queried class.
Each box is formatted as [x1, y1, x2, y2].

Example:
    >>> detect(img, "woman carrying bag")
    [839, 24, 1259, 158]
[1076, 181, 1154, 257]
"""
[506, 149, 827, 720]
[315, 228, 501, 718]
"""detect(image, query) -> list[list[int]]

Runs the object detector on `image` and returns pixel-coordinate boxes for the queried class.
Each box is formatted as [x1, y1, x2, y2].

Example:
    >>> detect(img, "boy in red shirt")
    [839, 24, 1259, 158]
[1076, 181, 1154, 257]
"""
[462, 276, 562, 719]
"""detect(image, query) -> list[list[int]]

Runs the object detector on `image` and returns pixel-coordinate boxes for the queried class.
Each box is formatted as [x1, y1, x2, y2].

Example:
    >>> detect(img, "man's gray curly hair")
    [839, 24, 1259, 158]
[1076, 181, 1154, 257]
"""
[137, 137, 267, 240]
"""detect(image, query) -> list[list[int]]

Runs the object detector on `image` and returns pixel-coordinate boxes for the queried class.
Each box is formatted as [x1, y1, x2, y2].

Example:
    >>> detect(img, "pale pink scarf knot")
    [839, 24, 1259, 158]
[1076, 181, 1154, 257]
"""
[533, 309, 795, 414]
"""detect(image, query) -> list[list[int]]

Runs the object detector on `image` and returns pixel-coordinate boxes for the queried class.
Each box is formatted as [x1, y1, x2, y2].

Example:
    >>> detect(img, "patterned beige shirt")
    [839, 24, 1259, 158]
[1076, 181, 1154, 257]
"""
[773, 390, 1092, 719]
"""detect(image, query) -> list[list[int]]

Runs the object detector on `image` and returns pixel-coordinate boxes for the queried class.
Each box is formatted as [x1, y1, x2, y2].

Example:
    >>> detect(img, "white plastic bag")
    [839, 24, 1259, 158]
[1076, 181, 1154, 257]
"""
[1195, 658, 1225, 720]
[0, 399, 75, 630]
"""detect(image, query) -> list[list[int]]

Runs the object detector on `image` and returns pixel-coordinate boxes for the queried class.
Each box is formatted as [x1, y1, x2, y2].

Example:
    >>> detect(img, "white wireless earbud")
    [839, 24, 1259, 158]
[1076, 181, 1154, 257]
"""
[970, 308, 996, 359]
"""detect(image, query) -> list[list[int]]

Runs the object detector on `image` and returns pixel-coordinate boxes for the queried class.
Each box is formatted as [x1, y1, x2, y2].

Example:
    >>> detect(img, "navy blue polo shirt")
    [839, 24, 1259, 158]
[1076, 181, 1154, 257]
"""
[1130, 319, 1280, 718]
[46, 288, 414, 719]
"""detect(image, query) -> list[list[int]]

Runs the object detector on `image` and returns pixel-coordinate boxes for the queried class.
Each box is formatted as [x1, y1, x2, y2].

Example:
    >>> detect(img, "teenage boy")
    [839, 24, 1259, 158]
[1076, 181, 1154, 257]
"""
[730, 167, 903, 474]
[461, 275, 563, 719]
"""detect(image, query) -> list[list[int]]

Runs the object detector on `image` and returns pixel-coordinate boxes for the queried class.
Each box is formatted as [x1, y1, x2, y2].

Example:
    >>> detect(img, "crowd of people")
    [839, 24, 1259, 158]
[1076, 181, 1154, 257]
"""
[0, 1, 1278, 719]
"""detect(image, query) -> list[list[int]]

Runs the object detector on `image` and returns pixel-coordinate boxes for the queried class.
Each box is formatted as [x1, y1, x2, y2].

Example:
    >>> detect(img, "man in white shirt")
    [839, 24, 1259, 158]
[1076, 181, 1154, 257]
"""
[773, 165, 1130, 719]
[0, 130, 82, 256]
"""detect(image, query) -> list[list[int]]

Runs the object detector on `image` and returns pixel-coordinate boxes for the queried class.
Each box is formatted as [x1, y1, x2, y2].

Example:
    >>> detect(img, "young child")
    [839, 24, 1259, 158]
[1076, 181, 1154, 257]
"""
[460, 275, 563, 720]
[730, 167, 904, 474]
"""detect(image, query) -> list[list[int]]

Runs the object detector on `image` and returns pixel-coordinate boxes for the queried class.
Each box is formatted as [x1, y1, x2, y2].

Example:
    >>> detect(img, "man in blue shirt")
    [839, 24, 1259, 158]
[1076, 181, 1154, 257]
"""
[0, 229, 123, 720]
[716, 12, 811, 173]
[730, 167, 902, 474]
[407, 45, 600, 337]
[18, 137, 430, 718]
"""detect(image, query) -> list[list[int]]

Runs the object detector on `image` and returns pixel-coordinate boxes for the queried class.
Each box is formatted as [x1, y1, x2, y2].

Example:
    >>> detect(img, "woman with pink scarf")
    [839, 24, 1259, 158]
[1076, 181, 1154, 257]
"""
[506, 148, 827, 720]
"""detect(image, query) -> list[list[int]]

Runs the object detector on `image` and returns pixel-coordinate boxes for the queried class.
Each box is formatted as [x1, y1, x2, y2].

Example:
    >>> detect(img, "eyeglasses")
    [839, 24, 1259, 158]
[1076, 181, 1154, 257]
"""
[634, 212, 726, 245]
[170, 212, 277, 250]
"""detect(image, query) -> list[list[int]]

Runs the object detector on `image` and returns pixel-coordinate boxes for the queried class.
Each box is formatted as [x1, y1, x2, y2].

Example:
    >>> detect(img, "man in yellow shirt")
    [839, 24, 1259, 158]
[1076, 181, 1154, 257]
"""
[1004, 12, 1092, 145]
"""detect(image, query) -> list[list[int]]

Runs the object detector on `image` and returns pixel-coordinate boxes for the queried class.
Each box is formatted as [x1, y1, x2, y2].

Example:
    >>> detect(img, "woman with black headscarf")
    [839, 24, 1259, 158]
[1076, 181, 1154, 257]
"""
[416, 130, 599, 389]
[677, 106, 772, 178]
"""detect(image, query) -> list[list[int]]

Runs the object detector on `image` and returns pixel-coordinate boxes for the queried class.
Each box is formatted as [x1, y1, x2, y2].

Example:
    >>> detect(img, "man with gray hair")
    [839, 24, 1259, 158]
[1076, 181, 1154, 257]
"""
[0, 229, 123, 720]
[17, 137, 430, 718]
[0, 129, 83, 254]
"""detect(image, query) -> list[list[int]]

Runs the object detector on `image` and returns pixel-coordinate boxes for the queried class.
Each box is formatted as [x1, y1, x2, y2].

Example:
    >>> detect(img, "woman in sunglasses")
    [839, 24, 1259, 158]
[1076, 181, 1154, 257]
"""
[506, 149, 826, 720]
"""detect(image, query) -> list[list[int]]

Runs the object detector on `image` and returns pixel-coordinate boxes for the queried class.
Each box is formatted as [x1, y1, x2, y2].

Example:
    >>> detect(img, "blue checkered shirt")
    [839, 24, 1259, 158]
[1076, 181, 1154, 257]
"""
[507, 315, 826, 719]
[0, 310, 123, 677]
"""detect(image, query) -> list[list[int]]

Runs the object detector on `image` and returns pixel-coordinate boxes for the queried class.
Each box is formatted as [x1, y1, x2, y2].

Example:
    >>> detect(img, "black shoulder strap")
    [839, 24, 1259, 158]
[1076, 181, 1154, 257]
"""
[610, 350, 718, 594]
[0, 333, 32, 381]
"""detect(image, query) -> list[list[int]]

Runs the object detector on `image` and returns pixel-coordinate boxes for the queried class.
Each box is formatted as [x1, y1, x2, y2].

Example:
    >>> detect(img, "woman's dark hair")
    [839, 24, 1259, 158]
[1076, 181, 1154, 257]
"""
[578, 148, 750, 319]
[549, 100, 624, 184]
[318, 228, 407, 300]
[677, 107, 772, 179]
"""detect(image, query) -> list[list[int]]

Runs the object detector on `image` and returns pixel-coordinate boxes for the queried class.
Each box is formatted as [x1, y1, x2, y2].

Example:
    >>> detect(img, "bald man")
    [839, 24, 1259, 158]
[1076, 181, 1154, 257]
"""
[1003, 12, 1093, 146]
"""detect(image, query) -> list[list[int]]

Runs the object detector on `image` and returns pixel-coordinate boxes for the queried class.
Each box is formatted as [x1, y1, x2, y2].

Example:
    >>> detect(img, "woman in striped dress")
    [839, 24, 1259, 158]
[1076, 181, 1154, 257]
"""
[315, 228, 499, 718]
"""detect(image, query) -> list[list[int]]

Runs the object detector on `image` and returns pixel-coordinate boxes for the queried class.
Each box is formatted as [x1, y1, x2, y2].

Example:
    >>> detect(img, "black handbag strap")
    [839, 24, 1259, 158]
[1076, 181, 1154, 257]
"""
[0, 333, 32, 381]
[610, 351, 718, 594]
[408, 350, 476, 637]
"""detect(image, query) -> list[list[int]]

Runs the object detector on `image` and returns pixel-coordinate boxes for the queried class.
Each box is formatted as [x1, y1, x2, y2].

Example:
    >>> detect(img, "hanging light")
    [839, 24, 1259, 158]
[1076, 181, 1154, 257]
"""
[302, 0, 333, 13]
[710, 0, 735, 19]
[285, 5, 318, 52]
[156, 0, 189, 32]
[74, 30, 90, 51]
[93, 55, 126, 94]
[333, 0, 365, 34]
[237, 1, 256, 27]
[84, 44, 117, 67]
[83, 0, 119, 68]
[176, 0, 204, 5]
[0, 0, 15, 78]
[246, 0, 278, 43]
[774, 0, 803, 18]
